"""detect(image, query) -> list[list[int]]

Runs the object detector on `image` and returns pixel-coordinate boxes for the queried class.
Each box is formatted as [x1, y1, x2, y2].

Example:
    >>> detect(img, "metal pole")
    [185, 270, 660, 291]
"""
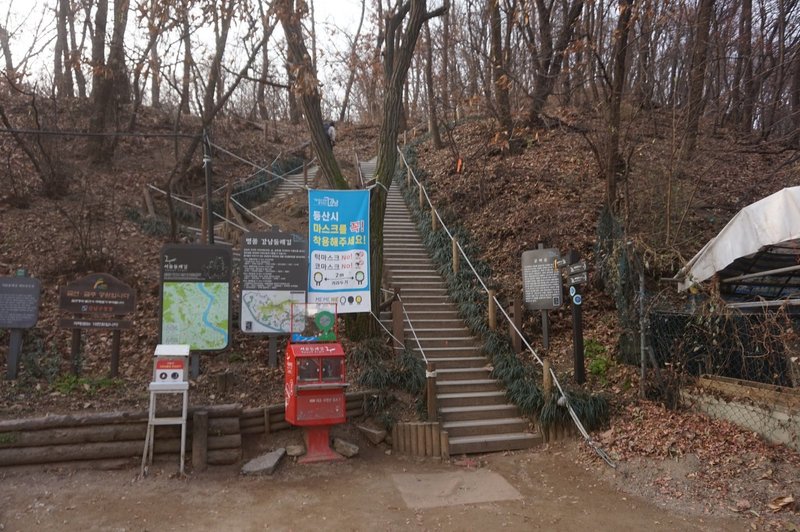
[568, 249, 585, 384]
[203, 131, 215, 245]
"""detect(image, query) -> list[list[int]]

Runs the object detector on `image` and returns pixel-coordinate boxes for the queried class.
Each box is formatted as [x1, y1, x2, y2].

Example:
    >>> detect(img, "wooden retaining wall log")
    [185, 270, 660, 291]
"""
[0, 439, 182, 467]
[208, 434, 241, 451]
[416, 423, 425, 457]
[440, 430, 449, 460]
[425, 423, 434, 457]
[208, 448, 240, 465]
[0, 404, 243, 433]
[192, 411, 208, 472]
[207, 417, 239, 436]
[432, 424, 441, 457]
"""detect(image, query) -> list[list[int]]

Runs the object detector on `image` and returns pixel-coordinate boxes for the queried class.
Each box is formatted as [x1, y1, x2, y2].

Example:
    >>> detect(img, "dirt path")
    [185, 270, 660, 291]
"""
[0, 438, 748, 532]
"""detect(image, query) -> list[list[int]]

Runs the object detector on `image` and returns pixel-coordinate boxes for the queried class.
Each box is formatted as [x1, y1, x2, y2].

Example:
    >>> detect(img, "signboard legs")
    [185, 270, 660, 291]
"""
[568, 250, 586, 385]
[71, 329, 82, 375]
[6, 330, 23, 380]
[268, 335, 278, 368]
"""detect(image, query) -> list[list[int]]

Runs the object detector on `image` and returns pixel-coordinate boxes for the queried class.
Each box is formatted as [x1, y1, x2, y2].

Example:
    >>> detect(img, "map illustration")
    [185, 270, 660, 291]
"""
[241, 290, 306, 334]
[161, 282, 229, 350]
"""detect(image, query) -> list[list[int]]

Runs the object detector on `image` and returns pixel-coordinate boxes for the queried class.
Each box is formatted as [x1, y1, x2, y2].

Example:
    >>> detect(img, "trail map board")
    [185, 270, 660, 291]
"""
[160, 244, 232, 351]
[240, 230, 307, 334]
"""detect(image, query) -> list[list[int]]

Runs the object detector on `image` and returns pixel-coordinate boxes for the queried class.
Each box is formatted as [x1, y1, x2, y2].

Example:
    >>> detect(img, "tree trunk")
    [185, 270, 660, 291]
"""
[0, 25, 15, 83]
[424, 22, 443, 149]
[489, 0, 512, 137]
[792, 46, 800, 146]
[339, 0, 366, 123]
[739, 0, 754, 133]
[55, 0, 74, 98]
[606, 0, 635, 214]
[524, 0, 585, 126]
[179, 0, 192, 115]
[68, 0, 87, 99]
[680, 0, 715, 161]
[277, 0, 347, 189]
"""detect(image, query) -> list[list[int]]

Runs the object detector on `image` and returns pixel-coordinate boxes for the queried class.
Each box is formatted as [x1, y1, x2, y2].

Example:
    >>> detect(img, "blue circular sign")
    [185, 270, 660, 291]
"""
[569, 286, 576, 297]
[573, 294, 582, 306]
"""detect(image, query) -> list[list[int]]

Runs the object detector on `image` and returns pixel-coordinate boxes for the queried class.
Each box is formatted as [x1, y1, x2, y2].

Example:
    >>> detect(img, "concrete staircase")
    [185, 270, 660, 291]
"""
[378, 170, 541, 455]
[212, 163, 317, 241]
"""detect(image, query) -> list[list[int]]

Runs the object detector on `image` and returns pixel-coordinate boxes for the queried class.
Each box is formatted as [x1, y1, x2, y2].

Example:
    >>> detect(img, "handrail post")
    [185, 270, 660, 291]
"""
[488, 289, 497, 330]
[407, 165, 412, 186]
[431, 209, 438, 232]
[452, 238, 459, 273]
[511, 297, 522, 353]
[426, 362, 438, 421]
[303, 161, 308, 187]
[419, 185, 424, 208]
[391, 291, 404, 350]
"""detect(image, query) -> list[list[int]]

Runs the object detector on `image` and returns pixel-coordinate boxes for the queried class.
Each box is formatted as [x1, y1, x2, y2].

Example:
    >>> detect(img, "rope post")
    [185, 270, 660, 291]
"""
[303, 161, 308, 187]
[431, 209, 438, 232]
[419, 185, 424, 208]
[511, 297, 523, 353]
[407, 165, 411, 186]
[488, 289, 497, 330]
[543, 359, 553, 395]
[391, 295, 404, 350]
[426, 362, 438, 421]
[452, 238, 459, 273]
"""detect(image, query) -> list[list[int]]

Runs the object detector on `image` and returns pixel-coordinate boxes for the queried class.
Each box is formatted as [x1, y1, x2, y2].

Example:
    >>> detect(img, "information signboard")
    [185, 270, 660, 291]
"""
[0, 276, 40, 329]
[59, 274, 136, 316]
[240, 230, 308, 333]
[521, 248, 563, 310]
[307, 190, 371, 313]
[160, 244, 232, 351]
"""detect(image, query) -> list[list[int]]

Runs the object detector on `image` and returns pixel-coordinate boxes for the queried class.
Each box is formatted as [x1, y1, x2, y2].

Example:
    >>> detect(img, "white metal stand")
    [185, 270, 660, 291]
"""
[141, 381, 189, 476]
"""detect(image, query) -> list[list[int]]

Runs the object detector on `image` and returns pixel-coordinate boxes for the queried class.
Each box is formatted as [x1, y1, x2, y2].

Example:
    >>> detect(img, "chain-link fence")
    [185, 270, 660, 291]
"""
[597, 207, 800, 452]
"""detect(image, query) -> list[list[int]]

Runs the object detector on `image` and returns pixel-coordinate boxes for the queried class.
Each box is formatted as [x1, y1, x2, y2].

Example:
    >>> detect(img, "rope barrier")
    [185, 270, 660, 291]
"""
[396, 292, 427, 364]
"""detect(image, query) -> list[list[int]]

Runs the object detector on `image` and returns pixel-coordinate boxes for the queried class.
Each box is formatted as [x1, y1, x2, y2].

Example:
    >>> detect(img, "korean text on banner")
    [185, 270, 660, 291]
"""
[308, 190, 371, 313]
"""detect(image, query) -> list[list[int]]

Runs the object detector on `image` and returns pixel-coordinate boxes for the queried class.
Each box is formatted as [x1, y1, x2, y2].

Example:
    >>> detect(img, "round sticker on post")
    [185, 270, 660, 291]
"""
[569, 286, 577, 297]
[572, 294, 582, 306]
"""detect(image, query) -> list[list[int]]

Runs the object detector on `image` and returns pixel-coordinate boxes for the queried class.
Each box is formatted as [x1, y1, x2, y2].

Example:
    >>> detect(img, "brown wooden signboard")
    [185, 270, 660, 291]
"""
[59, 274, 136, 315]
[59, 273, 136, 377]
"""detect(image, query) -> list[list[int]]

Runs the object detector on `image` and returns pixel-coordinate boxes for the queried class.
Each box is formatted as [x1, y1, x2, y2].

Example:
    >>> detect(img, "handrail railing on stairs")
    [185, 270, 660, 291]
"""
[396, 145, 614, 467]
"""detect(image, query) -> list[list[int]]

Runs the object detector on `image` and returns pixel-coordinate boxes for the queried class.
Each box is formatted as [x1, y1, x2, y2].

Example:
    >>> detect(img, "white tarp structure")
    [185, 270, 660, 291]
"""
[677, 186, 800, 291]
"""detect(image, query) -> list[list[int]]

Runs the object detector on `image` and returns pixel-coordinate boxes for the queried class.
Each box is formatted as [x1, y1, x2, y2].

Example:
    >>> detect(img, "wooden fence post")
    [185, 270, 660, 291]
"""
[426, 362, 437, 421]
[452, 238, 459, 273]
[192, 411, 208, 472]
[431, 209, 438, 232]
[488, 289, 497, 330]
[510, 297, 523, 353]
[419, 185, 424, 208]
[392, 297, 404, 350]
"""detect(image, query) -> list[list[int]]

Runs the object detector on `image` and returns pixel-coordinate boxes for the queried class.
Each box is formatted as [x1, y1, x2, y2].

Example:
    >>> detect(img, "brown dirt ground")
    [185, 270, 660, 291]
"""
[0, 432, 758, 532]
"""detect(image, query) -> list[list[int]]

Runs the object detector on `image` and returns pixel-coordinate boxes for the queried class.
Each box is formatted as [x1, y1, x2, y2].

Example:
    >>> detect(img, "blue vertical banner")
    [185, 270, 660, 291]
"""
[308, 190, 371, 313]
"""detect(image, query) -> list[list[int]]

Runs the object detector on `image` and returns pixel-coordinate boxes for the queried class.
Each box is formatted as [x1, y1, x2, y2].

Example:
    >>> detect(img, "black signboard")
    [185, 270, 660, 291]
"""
[59, 274, 136, 316]
[522, 248, 563, 310]
[240, 231, 308, 336]
[241, 231, 308, 291]
[160, 244, 232, 351]
[0, 276, 41, 329]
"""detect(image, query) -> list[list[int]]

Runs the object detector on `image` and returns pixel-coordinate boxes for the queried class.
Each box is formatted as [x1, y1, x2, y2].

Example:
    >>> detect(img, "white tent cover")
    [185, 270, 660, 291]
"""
[677, 186, 800, 291]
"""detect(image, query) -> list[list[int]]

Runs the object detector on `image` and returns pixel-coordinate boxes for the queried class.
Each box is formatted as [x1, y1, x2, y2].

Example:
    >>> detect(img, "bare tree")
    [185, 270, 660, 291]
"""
[338, 0, 366, 123]
[522, 0, 585, 126]
[680, 0, 715, 161]
[424, 20, 443, 148]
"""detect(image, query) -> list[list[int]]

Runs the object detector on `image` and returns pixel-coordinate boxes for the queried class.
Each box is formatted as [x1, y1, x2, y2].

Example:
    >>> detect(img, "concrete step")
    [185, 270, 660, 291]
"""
[408, 337, 480, 349]
[409, 346, 483, 357]
[437, 391, 507, 408]
[437, 379, 502, 394]
[424, 356, 488, 369]
[439, 404, 520, 421]
[448, 432, 542, 455]
[435, 367, 493, 381]
[441, 418, 530, 438]
[380, 313, 462, 323]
